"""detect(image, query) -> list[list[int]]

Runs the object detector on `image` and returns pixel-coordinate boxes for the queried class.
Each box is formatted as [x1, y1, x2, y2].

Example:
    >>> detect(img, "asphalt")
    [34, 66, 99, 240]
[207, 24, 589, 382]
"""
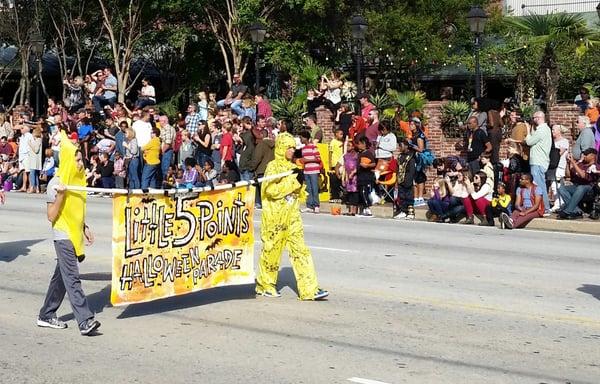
[1, 193, 599, 384]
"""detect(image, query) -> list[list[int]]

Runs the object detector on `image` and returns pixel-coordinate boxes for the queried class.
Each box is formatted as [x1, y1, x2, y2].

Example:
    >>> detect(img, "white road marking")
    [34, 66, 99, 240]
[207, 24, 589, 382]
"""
[252, 219, 312, 227]
[252, 242, 354, 253]
[348, 378, 392, 384]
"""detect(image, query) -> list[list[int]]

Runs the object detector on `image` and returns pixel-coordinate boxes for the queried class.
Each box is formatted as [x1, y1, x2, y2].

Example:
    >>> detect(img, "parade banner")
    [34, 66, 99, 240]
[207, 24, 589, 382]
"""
[110, 185, 256, 306]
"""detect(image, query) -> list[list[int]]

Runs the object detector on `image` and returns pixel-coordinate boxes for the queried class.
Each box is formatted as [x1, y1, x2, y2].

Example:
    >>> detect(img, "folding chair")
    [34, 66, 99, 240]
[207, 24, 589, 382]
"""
[376, 158, 398, 204]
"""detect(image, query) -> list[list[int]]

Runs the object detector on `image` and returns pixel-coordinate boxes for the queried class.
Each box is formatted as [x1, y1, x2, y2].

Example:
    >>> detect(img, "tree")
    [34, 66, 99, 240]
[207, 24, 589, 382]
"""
[506, 13, 598, 107]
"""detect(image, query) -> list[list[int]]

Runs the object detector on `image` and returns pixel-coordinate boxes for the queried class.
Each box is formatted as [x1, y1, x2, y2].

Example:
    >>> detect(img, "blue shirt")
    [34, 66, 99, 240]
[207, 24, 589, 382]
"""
[103, 75, 118, 99]
[517, 185, 542, 209]
[78, 124, 93, 140]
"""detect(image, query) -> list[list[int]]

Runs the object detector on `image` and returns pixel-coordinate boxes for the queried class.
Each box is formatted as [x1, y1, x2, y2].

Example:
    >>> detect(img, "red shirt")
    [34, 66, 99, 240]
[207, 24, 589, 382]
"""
[257, 100, 273, 119]
[361, 103, 374, 119]
[220, 132, 234, 161]
[301, 143, 321, 175]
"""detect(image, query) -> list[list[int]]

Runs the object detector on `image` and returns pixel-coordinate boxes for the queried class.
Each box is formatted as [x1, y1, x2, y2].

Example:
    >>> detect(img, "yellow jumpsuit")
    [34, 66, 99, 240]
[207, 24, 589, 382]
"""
[255, 133, 321, 299]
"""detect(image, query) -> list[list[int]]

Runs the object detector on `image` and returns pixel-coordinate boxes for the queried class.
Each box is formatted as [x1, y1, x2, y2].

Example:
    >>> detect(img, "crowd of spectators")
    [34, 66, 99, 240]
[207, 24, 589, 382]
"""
[0, 67, 599, 228]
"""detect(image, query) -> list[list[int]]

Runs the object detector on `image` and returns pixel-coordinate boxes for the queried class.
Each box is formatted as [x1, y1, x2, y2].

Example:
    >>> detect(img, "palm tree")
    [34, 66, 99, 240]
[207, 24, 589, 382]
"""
[506, 13, 598, 107]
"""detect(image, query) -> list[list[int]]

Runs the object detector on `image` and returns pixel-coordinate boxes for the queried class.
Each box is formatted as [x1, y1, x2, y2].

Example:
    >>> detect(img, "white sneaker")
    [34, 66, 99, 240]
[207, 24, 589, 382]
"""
[394, 212, 407, 220]
[300, 208, 313, 213]
[414, 198, 426, 207]
[405, 214, 415, 220]
[313, 206, 320, 214]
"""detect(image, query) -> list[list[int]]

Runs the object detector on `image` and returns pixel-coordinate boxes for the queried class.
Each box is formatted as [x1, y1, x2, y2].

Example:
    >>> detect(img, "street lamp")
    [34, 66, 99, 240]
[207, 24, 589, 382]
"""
[30, 32, 44, 117]
[350, 15, 368, 113]
[467, 5, 487, 98]
[248, 22, 266, 93]
[596, 2, 600, 20]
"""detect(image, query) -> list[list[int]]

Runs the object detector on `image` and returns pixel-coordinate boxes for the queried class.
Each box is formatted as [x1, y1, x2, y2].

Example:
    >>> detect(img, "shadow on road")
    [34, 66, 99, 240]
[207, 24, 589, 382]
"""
[0, 239, 45, 262]
[117, 284, 256, 319]
[59, 284, 112, 322]
[277, 267, 299, 296]
[80, 272, 112, 281]
[577, 284, 600, 301]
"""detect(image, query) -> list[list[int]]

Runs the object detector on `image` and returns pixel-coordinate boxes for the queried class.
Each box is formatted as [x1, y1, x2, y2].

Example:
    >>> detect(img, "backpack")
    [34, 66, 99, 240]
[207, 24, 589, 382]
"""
[519, 185, 545, 216]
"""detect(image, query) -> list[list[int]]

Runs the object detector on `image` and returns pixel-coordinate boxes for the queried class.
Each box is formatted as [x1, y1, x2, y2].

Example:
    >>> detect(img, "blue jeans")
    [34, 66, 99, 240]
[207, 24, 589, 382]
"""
[127, 157, 140, 189]
[161, 149, 173, 182]
[101, 176, 115, 189]
[240, 170, 254, 182]
[530, 164, 550, 212]
[304, 173, 320, 209]
[29, 169, 39, 188]
[92, 95, 116, 113]
[558, 184, 592, 215]
[135, 98, 155, 109]
[141, 164, 158, 189]
[427, 198, 449, 216]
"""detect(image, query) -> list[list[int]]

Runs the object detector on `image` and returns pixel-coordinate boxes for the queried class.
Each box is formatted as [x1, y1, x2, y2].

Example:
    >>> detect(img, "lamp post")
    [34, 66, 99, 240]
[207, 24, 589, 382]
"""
[597, 2, 600, 20]
[467, 6, 487, 98]
[350, 15, 368, 113]
[248, 22, 266, 94]
[30, 32, 44, 118]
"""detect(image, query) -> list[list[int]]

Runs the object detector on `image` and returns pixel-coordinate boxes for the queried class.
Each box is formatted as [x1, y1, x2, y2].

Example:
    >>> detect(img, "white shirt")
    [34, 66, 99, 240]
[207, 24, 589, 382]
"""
[132, 120, 152, 148]
[141, 85, 156, 101]
[19, 132, 32, 157]
[375, 133, 397, 159]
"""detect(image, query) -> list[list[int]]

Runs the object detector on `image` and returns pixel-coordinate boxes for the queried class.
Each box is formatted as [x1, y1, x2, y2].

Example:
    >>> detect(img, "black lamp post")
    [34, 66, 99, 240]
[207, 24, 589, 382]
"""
[350, 15, 368, 113]
[596, 2, 600, 20]
[467, 6, 487, 98]
[30, 32, 44, 118]
[248, 22, 266, 94]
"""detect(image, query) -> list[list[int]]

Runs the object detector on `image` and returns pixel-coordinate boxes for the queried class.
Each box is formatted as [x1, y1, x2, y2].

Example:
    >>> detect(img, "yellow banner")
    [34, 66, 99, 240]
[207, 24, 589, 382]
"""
[110, 186, 256, 306]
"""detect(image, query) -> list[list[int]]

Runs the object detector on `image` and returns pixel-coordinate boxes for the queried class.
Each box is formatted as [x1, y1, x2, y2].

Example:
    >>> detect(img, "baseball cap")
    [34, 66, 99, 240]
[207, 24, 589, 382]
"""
[69, 132, 79, 141]
[410, 117, 421, 124]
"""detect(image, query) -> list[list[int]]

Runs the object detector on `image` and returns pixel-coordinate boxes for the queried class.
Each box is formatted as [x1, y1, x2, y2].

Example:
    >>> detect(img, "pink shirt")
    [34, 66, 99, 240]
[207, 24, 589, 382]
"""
[257, 100, 272, 118]
[301, 143, 321, 175]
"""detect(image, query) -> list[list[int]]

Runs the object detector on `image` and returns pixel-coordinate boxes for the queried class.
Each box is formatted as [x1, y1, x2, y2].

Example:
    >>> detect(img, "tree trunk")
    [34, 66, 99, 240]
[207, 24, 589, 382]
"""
[538, 44, 560, 107]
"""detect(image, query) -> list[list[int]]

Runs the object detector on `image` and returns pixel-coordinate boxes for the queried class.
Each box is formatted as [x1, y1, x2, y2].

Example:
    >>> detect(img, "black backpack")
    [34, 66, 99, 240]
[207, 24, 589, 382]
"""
[548, 128, 560, 170]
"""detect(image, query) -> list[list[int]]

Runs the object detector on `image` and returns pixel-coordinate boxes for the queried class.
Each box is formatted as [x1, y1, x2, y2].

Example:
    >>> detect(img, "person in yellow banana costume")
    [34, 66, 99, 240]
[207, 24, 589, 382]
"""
[255, 132, 329, 300]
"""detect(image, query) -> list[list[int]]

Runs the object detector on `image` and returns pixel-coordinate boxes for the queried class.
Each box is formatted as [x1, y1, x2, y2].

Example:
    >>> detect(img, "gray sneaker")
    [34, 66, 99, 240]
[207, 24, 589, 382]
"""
[37, 317, 68, 329]
[79, 318, 101, 336]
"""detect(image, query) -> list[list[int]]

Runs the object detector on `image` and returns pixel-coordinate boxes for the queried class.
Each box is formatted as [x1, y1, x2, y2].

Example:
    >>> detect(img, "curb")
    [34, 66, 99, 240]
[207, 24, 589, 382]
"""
[312, 201, 600, 235]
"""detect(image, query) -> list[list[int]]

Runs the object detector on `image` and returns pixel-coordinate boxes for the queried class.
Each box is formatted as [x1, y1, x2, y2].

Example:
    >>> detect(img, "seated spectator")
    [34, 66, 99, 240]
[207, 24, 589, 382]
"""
[557, 148, 598, 220]
[177, 157, 199, 188]
[442, 170, 469, 223]
[464, 171, 494, 226]
[491, 181, 512, 217]
[163, 165, 177, 188]
[218, 160, 241, 184]
[135, 78, 156, 109]
[231, 96, 256, 122]
[92, 67, 118, 115]
[216, 73, 247, 109]
[426, 178, 450, 222]
[500, 173, 544, 229]
[572, 116, 595, 160]
[0, 136, 15, 158]
[196, 158, 217, 188]
[433, 155, 465, 177]
[95, 152, 115, 189]
[93, 130, 116, 156]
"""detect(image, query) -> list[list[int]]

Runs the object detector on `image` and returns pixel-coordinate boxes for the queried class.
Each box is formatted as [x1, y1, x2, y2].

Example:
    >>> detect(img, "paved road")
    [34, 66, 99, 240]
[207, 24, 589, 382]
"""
[1, 193, 600, 384]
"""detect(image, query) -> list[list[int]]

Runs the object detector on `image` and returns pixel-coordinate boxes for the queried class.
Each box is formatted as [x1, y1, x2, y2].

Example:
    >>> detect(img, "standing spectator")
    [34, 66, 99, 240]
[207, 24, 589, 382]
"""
[305, 114, 323, 144]
[92, 67, 118, 115]
[251, 129, 275, 209]
[299, 130, 322, 213]
[141, 128, 161, 189]
[159, 115, 175, 183]
[210, 120, 222, 174]
[132, 111, 152, 149]
[468, 97, 488, 130]
[574, 86, 590, 113]
[341, 140, 359, 216]
[507, 109, 530, 161]
[550, 124, 570, 211]
[114, 121, 128, 161]
[409, 117, 430, 206]
[255, 93, 272, 119]
[525, 111, 552, 214]
[375, 120, 397, 161]
[464, 116, 492, 174]
[358, 93, 374, 119]
[184, 104, 202, 136]
[572, 115, 595, 160]
[113, 151, 126, 188]
[585, 98, 599, 125]
[238, 118, 256, 182]
[220, 122, 235, 166]
[63, 76, 85, 112]
[500, 173, 544, 229]
[365, 109, 380, 149]
[95, 152, 115, 189]
[135, 78, 156, 109]
[27, 127, 43, 193]
[178, 130, 195, 167]
[356, 135, 376, 217]
[557, 148, 598, 220]
[197, 91, 209, 121]
[394, 139, 416, 220]
[123, 128, 140, 189]
[193, 121, 212, 168]
[328, 128, 345, 203]
[335, 102, 353, 138]
[18, 124, 32, 192]
[217, 73, 248, 109]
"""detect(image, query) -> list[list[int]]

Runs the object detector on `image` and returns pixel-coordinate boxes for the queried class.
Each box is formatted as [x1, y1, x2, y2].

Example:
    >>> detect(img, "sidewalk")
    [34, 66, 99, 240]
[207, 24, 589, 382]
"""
[312, 201, 600, 235]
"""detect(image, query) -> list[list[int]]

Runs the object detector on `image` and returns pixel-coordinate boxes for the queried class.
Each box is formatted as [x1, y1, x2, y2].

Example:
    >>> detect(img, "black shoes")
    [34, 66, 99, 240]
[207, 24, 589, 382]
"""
[79, 318, 101, 336]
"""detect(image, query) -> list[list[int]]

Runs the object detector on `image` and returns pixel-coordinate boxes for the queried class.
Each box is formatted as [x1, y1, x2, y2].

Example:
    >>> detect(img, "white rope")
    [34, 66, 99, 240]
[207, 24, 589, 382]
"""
[62, 170, 294, 196]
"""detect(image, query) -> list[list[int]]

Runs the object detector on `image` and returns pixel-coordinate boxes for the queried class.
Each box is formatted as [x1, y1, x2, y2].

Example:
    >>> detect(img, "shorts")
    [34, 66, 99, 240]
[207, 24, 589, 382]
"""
[344, 191, 360, 206]
[414, 170, 427, 184]
[18, 158, 27, 171]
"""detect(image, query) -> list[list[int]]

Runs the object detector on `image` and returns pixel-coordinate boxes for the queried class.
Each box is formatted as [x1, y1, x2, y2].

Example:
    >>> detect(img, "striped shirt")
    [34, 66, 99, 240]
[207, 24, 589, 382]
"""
[301, 143, 321, 175]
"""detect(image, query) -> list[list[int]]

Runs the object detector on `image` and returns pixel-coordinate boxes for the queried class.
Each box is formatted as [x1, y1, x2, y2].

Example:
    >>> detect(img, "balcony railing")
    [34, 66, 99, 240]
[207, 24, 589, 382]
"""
[503, 0, 598, 16]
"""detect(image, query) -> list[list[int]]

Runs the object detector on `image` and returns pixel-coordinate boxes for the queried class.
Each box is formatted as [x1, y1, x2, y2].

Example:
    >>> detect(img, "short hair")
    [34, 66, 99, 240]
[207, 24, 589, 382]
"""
[306, 114, 317, 123]
[204, 158, 214, 168]
[521, 173, 533, 182]
[281, 119, 293, 132]
[152, 127, 160, 136]
[184, 157, 196, 168]
[378, 120, 391, 132]
[578, 115, 591, 126]
[355, 134, 370, 147]
[299, 130, 311, 140]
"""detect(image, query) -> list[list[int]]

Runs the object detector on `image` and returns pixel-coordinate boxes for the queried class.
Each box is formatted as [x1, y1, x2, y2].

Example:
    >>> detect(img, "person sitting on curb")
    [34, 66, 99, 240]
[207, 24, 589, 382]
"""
[500, 173, 543, 230]
[557, 148, 598, 220]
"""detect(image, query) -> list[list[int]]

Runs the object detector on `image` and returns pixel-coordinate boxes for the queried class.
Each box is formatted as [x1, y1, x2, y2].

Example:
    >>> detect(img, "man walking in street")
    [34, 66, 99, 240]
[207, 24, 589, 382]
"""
[38, 131, 100, 336]
[525, 111, 552, 214]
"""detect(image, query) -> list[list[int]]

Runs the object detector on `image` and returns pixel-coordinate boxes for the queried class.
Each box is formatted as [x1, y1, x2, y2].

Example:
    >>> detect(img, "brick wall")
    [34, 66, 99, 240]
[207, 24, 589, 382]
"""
[316, 101, 583, 191]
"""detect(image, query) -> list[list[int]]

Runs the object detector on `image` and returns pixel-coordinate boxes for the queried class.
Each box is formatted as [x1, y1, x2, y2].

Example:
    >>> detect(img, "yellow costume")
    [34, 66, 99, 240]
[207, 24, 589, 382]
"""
[54, 131, 87, 258]
[255, 133, 323, 300]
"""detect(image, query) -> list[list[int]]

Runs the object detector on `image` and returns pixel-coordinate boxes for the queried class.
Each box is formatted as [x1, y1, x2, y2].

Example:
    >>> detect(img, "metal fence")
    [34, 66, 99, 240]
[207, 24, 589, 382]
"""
[503, 0, 598, 16]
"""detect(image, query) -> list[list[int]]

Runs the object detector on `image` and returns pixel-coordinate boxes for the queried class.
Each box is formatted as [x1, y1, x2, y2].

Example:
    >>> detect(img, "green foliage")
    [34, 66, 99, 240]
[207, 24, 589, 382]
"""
[271, 91, 307, 133]
[157, 91, 185, 118]
[383, 90, 428, 120]
[518, 102, 537, 121]
[291, 56, 329, 92]
[369, 93, 392, 112]
[441, 101, 470, 126]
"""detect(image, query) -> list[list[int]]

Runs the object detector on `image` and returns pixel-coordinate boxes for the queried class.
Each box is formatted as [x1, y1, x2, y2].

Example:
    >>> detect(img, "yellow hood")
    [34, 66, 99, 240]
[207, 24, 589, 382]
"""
[54, 131, 87, 257]
[273, 132, 297, 170]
